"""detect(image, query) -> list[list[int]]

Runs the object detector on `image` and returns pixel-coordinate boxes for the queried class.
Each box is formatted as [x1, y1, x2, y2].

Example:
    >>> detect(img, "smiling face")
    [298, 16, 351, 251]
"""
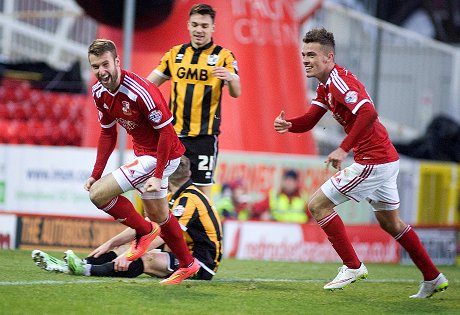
[188, 13, 215, 48]
[302, 42, 335, 84]
[89, 51, 121, 91]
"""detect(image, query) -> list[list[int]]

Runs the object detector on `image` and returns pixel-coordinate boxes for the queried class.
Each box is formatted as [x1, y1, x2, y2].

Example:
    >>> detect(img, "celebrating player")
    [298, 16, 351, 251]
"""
[84, 39, 199, 284]
[274, 28, 448, 298]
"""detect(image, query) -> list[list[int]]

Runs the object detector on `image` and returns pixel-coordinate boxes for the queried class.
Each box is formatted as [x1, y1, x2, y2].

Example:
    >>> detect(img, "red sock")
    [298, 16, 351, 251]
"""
[100, 195, 151, 236]
[159, 212, 194, 267]
[318, 211, 361, 269]
[395, 225, 439, 280]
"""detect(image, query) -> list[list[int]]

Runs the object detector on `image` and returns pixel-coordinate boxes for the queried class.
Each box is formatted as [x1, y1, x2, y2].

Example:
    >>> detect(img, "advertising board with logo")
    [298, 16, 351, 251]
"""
[223, 220, 400, 263]
[0, 145, 121, 217]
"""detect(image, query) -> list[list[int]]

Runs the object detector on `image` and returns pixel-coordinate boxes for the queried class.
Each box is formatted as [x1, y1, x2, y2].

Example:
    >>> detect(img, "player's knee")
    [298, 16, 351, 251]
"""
[307, 197, 321, 216]
[377, 215, 405, 236]
[88, 182, 107, 208]
[308, 196, 333, 221]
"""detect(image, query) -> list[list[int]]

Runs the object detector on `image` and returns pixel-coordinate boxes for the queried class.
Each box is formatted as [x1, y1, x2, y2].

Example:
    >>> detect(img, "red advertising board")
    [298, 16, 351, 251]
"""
[224, 220, 400, 263]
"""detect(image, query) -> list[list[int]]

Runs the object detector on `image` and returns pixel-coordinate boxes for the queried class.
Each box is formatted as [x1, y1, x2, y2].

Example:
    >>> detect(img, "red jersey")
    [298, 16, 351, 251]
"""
[91, 69, 185, 179]
[312, 64, 399, 164]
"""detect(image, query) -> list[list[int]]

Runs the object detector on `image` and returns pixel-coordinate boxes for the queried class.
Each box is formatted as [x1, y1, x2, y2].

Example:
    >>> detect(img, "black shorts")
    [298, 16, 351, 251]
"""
[180, 135, 218, 186]
[167, 252, 215, 280]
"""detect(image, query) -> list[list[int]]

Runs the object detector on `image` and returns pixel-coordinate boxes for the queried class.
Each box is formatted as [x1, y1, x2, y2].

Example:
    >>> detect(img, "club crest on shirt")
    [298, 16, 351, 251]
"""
[176, 53, 184, 62]
[121, 101, 132, 115]
[345, 91, 358, 104]
[172, 205, 185, 217]
[103, 103, 109, 110]
[148, 110, 162, 123]
[207, 54, 219, 66]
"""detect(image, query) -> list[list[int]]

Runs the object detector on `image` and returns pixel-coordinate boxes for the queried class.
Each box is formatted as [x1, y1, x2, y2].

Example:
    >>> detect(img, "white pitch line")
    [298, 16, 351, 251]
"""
[0, 278, 421, 286]
[0, 278, 153, 286]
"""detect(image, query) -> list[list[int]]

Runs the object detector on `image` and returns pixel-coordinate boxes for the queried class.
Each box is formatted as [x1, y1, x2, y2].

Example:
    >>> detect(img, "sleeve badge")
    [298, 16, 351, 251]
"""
[172, 205, 185, 217]
[345, 91, 358, 104]
[148, 110, 162, 123]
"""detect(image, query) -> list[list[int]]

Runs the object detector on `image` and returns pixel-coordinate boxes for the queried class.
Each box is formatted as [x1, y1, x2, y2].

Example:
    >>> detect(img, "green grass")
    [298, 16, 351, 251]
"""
[0, 250, 458, 315]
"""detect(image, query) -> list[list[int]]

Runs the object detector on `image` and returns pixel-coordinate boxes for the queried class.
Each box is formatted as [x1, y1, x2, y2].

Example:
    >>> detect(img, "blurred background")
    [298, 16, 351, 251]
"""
[0, 0, 458, 265]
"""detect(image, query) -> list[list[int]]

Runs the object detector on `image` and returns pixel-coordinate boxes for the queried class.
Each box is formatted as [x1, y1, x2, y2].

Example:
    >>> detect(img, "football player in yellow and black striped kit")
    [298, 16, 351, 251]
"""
[148, 3, 241, 197]
[33, 156, 223, 281]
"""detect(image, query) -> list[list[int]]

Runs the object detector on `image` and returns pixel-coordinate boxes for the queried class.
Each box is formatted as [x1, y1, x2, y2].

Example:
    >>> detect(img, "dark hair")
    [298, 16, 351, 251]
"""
[88, 39, 117, 58]
[189, 3, 216, 21]
[283, 169, 298, 180]
[303, 28, 335, 53]
[170, 156, 191, 181]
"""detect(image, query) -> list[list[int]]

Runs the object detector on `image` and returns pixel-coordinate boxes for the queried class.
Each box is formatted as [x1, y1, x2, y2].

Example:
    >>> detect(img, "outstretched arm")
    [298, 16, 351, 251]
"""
[274, 105, 326, 134]
[274, 111, 292, 134]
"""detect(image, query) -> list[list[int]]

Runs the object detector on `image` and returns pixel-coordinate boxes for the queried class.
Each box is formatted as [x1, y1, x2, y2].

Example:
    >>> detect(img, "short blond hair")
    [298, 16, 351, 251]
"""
[88, 39, 117, 58]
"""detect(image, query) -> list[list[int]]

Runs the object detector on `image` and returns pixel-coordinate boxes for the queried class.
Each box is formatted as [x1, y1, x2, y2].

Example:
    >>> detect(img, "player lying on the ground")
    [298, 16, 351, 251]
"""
[32, 156, 223, 280]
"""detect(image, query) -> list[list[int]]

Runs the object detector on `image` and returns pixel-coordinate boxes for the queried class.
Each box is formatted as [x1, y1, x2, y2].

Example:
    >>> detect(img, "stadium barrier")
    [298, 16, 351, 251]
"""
[0, 213, 455, 265]
[0, 145, 458, 263]
[0, 145, 458, 224]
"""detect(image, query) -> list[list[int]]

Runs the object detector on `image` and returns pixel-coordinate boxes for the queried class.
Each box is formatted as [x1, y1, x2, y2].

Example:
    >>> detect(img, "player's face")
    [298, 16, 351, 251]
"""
[188, 14, 215, 48]
[302, 42, 333, 83]
[89, 51, 121, 91]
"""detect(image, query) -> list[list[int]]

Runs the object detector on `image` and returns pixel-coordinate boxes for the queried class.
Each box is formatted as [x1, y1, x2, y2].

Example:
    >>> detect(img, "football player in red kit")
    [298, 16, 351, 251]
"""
[274, 28, 448, 298]
[85, 39, 199, 284]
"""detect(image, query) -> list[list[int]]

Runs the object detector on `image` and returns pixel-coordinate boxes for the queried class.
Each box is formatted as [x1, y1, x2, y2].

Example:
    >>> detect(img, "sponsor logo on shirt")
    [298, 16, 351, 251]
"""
[345, 91, 358, 104]
[148, 110, 162, 123]
[117, 118, 137, 130]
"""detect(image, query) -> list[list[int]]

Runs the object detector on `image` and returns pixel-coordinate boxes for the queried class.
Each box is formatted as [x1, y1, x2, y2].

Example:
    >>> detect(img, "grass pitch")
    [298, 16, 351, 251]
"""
[0, 250, 458, 314]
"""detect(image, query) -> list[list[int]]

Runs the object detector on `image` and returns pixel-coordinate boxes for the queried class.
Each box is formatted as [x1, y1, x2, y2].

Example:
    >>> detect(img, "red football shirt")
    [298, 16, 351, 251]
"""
[91, 69, 185, 179]
[312, 64, 399, 164]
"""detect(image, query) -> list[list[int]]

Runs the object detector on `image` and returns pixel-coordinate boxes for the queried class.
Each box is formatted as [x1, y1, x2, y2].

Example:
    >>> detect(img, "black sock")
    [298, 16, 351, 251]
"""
[90, 262, 117, 277]
[85, 251, 117, 265]
[124, 259, 144, 278]
[90, 260, 144, 278]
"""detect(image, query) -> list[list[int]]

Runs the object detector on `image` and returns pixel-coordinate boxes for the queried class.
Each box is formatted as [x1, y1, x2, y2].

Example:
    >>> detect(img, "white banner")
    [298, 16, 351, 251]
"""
[0, 145, 121, 217]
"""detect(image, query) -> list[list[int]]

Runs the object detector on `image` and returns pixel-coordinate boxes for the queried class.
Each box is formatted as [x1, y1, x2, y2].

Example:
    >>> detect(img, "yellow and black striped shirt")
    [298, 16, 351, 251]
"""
[168, 180, 223, 272]
[154, 41, 239, 137]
